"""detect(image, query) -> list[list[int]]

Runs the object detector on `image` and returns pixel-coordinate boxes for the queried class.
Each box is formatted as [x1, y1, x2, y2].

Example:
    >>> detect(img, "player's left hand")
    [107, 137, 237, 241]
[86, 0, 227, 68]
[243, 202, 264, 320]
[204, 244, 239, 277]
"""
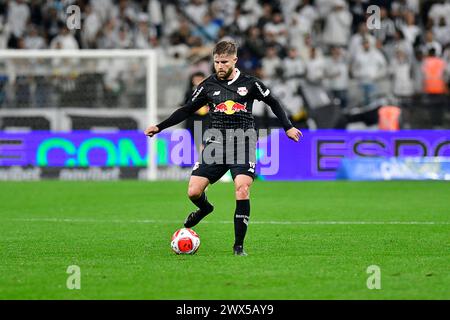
[286, 127, 303, 142]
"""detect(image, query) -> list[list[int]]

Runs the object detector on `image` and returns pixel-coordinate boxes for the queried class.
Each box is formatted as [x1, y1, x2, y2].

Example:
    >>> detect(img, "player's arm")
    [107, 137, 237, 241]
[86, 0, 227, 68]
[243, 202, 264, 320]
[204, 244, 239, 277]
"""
[253, 80, 303, 142]
[144, 86, 208, 137]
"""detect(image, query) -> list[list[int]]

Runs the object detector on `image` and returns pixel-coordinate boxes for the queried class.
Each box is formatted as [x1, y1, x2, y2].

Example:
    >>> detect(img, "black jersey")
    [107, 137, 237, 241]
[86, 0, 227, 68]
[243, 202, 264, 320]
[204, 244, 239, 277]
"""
[157, 69, 294, 132]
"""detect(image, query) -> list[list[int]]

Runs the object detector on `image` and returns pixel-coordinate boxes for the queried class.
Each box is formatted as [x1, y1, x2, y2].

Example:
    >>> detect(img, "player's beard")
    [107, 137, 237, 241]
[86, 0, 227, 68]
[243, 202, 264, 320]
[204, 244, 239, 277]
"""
[217, 67, 233, 80]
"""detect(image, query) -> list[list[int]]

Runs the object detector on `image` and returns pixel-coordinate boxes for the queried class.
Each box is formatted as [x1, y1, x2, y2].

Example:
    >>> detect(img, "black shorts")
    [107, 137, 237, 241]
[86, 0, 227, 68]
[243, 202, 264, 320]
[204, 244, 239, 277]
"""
[191, 131, 257, 184]
[191, 162, 256, 184]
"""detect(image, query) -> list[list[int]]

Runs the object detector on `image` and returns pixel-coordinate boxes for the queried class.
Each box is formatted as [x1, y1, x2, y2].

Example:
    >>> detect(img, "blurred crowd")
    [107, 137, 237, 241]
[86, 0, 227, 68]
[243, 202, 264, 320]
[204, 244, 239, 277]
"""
[0, 0, 450, 128]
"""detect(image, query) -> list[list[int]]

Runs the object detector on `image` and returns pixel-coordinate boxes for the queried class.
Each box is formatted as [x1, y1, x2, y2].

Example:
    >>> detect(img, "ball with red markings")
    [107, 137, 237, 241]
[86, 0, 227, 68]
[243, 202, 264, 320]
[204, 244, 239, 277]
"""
[171, 228, 200, 254]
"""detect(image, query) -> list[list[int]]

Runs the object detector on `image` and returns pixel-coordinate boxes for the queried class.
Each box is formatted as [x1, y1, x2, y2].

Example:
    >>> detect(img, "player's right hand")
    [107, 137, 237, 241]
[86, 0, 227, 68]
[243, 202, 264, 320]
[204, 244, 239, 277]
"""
[144, 125, 160, 137]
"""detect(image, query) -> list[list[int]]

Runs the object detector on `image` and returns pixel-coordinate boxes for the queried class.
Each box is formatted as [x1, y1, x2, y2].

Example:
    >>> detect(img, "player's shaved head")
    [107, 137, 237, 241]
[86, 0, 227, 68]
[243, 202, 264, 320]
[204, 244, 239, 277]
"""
[213, 40, 238, 57]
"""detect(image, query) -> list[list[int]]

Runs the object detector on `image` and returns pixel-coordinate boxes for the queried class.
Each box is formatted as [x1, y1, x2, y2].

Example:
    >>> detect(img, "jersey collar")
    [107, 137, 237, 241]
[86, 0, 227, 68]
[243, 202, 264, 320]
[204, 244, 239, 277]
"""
[227, 68, 240, 85]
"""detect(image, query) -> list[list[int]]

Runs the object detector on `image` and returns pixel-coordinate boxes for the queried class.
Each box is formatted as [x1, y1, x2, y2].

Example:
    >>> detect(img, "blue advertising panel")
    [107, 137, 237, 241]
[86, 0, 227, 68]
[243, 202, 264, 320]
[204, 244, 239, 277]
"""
[0, 130, 449, 180]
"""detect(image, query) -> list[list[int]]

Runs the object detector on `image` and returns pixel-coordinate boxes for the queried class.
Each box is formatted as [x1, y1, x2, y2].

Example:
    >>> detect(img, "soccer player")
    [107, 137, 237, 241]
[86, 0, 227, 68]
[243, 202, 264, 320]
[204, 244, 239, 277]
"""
[145, 40, 302, 256]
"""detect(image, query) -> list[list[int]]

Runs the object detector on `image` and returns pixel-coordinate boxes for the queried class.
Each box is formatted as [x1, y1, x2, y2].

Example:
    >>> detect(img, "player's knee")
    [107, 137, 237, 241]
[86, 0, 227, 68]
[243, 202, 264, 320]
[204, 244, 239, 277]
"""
[235, 184, 250, 200]
[188, 185, 203, 199]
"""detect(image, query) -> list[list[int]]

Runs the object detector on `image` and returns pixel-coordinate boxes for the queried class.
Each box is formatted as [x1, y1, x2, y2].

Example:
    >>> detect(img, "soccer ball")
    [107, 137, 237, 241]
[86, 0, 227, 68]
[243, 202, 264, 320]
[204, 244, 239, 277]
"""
[171, 228, 200, 254]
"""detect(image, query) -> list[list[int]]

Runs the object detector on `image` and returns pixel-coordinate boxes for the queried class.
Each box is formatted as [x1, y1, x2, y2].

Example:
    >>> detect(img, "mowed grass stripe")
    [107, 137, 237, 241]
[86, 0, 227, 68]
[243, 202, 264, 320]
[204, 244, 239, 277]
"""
[6, 217, 450, 225]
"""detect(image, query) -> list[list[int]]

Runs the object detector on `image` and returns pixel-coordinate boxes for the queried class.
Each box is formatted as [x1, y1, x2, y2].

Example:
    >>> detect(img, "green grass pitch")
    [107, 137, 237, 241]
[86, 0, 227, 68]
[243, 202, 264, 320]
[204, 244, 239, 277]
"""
[0, 180, 448, 299]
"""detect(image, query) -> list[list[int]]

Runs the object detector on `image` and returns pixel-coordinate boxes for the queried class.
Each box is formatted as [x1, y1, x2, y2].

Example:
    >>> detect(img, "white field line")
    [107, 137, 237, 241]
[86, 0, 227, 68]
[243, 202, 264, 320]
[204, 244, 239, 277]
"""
[5, 218, 450, 225]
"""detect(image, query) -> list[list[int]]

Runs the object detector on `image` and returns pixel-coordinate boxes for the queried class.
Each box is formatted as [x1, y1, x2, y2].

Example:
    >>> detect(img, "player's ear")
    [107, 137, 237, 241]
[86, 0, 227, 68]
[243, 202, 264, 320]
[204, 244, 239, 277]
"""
[233, 56, 238, 64]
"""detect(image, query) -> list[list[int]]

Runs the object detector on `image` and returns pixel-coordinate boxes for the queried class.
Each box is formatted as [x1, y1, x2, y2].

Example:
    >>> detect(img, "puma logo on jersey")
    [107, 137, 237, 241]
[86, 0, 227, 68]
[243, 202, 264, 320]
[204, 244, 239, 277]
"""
[213, 91, 221, 96]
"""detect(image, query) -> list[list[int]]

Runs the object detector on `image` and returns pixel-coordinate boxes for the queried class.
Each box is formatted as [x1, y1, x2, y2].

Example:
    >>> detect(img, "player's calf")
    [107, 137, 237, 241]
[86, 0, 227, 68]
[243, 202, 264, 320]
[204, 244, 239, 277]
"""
[234, 199, 250, 250]
[184, 192, 214, 228]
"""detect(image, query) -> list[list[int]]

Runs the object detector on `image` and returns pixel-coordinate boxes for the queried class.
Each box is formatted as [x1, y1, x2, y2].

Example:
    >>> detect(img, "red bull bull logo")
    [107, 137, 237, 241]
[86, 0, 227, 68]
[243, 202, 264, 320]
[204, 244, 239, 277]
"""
[213, 100, 247, 115]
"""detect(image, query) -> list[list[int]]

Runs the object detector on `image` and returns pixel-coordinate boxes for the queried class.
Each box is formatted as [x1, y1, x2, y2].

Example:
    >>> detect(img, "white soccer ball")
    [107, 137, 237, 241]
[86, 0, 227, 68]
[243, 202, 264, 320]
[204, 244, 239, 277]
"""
[171, 228, 200, 254]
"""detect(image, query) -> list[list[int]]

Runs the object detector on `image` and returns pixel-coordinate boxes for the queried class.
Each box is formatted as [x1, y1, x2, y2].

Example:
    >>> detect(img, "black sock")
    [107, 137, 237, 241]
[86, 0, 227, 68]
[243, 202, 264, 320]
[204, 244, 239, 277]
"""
[234, 199, 250, 247]
[191, 192, 213, 214]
